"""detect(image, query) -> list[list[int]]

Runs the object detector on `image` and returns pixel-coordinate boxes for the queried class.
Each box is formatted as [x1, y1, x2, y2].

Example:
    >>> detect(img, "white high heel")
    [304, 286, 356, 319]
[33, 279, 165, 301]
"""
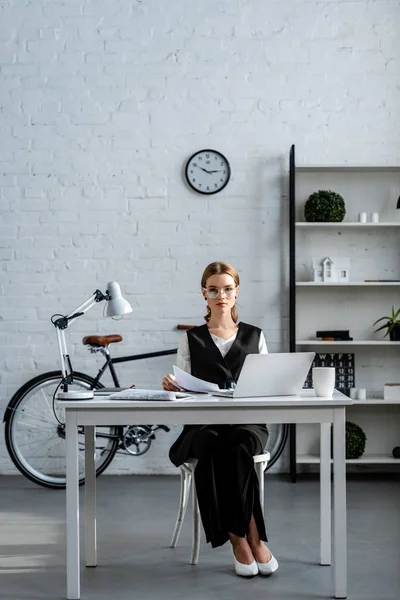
[232, 550, 259, 577]
[257, 553, 279, 576]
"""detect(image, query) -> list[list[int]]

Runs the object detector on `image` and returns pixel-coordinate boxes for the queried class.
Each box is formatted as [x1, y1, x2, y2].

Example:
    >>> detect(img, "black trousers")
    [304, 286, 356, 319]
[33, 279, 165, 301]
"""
[189, 425, 268, 549]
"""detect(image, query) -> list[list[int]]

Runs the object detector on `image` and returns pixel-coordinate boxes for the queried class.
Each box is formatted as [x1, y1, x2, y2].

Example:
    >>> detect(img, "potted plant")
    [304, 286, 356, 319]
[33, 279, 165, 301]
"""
[373, 306, 400, 341]
[304, 189, 346, 222]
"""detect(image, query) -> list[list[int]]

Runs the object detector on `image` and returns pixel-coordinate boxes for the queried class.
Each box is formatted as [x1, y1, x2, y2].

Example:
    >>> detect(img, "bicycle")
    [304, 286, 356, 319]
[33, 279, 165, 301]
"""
[3, 329, 289, 490]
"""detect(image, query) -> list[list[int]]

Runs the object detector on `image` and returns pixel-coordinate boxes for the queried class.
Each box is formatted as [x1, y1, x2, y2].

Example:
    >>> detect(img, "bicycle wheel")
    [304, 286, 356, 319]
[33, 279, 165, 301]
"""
[264, 423, 289, 469]
[4, 371, 120, 489]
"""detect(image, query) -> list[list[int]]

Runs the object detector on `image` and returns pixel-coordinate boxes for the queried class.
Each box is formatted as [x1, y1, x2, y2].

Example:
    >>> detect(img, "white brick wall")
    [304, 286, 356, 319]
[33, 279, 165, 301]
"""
[1, 0, 399, 475]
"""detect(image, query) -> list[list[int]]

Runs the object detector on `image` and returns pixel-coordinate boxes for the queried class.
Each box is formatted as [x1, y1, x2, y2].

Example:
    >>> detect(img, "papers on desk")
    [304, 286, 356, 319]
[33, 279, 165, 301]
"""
[173, 366, 220, 393]
[108, 388, 193, 401]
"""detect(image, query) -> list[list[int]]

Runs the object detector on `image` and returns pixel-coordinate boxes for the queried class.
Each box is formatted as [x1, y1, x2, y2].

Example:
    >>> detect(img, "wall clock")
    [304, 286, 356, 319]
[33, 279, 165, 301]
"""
[185, 149, 231, 195]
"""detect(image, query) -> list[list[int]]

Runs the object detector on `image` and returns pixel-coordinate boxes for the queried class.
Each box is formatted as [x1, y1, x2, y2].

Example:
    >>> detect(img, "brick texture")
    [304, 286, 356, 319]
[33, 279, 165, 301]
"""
[1, 0, 399, 474]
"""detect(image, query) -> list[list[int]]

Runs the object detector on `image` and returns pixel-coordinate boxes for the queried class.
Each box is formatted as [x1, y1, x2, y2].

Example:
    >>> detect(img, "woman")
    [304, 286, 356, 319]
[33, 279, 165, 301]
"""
[162, 261, 278, 577]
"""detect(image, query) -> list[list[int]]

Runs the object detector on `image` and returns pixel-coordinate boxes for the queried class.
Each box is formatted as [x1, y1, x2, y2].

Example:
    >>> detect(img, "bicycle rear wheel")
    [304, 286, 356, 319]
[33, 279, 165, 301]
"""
[4, 371, 120, 489]
[264, 423, 289, 469]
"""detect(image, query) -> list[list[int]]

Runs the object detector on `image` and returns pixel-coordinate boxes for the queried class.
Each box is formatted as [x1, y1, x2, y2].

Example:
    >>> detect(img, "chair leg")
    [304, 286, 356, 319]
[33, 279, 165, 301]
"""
[255, 462, 265, 518]
[170, 468, 192, 547]
[190, 480, 201, 565]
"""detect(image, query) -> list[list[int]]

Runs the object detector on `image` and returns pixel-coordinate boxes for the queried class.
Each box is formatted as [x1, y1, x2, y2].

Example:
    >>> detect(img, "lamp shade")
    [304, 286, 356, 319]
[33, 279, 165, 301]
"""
[105, 281, 132, 317]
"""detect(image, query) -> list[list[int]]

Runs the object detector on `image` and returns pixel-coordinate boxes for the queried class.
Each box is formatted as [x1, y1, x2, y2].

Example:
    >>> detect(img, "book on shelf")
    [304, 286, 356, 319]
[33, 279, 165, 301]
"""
[316, 337, 354, 341]
[316, 330, 352, 340]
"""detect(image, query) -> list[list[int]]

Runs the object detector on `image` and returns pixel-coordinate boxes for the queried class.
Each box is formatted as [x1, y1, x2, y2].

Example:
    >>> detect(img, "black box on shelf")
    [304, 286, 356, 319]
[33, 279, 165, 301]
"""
[303, 353, 355, 397]
[316, 330, 351, 339]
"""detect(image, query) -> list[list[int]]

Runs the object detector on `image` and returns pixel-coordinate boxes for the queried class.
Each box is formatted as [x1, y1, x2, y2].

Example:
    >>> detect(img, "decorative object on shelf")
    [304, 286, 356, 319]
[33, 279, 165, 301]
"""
[349, 388, 358, 400]
[304, 189, 346, 222]
[383, 383, 400, 400]
[345, 421, 366, 459]
[373, 306, 400, 341]
[359, 212, 367, 223]
[312, 256, 350, 283]
[392, 446, 400, 459]
[370, 212, 379, 223]
[316, 330, 353, 341]
[357, 388, 366, 400]
[304, 353, 355, 396]
[185, 149, 230, 195]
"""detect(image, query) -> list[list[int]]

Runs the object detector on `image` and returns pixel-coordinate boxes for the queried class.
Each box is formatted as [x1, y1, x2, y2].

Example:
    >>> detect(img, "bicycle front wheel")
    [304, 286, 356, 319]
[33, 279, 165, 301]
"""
[4, 371, 120, 489]
[264, 423, 289, 469]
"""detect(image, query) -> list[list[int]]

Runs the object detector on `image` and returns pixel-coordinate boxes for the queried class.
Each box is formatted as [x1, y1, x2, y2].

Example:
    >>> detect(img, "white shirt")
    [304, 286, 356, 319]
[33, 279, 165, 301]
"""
[177, 325, 268, 374]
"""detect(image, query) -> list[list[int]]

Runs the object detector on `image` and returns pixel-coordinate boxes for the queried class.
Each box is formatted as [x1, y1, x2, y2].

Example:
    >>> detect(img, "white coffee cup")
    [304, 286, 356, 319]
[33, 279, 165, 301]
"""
[359, 212, 367, 223]
[312, 367, 336, 398]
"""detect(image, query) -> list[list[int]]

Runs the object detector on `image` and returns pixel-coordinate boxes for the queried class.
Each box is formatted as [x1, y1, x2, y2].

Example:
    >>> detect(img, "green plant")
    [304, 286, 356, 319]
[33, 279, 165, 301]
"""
[304, 190, 346, 222]
[345, 421, 366, 459]
[331, 421, 367, 458]
[373, 306, 400, 338]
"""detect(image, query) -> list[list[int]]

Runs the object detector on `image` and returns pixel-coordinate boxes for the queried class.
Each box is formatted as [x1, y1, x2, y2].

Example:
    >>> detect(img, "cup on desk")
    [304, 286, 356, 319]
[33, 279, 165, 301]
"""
[312, 367, 336, 398]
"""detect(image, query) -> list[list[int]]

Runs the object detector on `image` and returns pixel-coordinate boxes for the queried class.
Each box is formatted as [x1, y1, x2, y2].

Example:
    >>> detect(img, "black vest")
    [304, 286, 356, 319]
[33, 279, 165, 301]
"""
[187, 322, 261, 388]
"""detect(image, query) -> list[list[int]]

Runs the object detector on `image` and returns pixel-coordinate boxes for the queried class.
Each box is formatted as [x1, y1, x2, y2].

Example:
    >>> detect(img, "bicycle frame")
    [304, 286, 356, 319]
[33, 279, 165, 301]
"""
[87, 347, 178, 389]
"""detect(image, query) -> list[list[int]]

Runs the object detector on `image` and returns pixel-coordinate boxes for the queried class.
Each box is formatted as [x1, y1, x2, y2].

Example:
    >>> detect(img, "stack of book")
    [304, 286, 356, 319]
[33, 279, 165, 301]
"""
[316, 330, 353, 341]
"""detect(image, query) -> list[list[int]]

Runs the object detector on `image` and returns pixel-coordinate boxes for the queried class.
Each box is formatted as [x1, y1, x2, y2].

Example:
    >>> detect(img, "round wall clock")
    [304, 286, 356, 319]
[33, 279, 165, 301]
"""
[185, 149, 231, 195]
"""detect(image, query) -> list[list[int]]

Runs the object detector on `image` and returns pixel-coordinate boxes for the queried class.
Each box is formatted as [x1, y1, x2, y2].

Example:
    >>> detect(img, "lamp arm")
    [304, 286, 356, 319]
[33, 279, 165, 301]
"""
[52, 289, 108, 391]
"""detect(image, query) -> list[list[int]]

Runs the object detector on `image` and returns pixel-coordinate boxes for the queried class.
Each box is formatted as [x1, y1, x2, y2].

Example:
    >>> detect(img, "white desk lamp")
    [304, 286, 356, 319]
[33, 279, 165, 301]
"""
[52, 281, 132, 400]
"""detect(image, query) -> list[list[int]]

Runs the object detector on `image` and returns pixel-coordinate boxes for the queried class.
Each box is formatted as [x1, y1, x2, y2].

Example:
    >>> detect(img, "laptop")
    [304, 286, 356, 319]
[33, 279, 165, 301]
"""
[212, 352, 315, 398]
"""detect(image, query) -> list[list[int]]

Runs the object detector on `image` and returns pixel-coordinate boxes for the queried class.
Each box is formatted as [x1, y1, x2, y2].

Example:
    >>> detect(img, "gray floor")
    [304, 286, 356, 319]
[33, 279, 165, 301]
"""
[0, 474, 399, 600]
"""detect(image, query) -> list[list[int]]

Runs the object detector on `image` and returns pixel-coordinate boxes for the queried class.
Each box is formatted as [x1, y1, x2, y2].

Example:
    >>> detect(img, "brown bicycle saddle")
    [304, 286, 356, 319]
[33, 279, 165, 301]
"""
[82, 334, 123, 347]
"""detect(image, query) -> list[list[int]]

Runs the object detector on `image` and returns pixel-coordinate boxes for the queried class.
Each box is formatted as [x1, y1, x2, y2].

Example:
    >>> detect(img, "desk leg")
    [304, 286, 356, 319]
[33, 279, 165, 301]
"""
[85, 426, 97, 567]
[66, 410, 80, 600]
[320, 422, 331, 565]
[333, 408, 347, 598]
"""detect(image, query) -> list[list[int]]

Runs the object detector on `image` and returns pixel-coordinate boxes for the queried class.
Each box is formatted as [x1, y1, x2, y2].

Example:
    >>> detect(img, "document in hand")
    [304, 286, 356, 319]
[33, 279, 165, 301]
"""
[173, 366, 220, 393]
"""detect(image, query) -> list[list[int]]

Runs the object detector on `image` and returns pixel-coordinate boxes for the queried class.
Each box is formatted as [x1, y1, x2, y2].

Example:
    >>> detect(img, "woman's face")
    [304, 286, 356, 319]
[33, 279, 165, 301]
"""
[203, 273, 238, 315]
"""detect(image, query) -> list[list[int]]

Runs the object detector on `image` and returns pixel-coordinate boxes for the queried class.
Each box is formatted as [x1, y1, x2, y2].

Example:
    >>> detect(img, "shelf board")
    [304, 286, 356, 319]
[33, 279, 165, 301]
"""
[351, 398, 400, 405]
[297, 454, 400, 464]
[296, 222, 400, 227]
[296, 282, 400, 287]
[295, 165, 400, 172]
[296, 341, 400, 346]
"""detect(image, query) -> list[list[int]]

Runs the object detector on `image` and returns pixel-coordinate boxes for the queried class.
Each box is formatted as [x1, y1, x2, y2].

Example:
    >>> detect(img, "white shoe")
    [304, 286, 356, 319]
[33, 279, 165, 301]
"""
[232, 551, 259, 577]
[257, 553, 279, 576]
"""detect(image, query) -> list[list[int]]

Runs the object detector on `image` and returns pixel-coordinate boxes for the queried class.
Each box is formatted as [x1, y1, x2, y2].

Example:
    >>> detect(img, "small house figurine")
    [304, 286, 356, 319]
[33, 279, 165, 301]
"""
[312, 256, 350, 283]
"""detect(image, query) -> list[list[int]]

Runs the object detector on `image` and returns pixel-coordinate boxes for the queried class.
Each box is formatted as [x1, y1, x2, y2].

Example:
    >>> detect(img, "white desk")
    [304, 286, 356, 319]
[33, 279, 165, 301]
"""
[59, 390, 352, 600]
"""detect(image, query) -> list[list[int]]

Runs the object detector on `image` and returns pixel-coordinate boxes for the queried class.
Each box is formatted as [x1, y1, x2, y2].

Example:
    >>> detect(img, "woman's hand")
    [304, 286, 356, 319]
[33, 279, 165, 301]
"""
[162, 374, 181, 392]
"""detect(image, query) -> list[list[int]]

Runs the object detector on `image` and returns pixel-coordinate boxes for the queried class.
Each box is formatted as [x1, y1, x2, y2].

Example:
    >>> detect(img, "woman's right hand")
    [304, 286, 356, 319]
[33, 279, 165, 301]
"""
[162, 374, 181, 392]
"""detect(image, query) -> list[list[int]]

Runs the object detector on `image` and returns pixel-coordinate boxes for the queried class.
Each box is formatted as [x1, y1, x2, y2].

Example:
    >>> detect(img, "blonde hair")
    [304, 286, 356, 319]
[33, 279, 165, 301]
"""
[201, 261, 240, 323]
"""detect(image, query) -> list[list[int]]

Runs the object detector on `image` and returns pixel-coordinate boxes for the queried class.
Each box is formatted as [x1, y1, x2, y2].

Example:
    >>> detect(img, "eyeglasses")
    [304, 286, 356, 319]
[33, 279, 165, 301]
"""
[203, 286, 237, 299]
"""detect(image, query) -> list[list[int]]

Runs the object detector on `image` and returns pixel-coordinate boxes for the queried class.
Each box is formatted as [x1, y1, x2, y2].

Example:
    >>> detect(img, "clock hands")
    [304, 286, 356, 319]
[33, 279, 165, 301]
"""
[198, 167, 223, 174]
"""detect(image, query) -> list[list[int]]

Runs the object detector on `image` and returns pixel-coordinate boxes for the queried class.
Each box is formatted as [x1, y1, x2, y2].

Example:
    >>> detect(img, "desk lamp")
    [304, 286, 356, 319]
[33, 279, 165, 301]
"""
[52, 281, 132, 400]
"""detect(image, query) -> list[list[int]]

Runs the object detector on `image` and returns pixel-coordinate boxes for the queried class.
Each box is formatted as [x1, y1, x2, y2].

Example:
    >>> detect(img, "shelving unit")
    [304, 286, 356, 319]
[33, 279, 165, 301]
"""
[297, 454, 398, 464]
[296, 282, 400, 287]
[296, 222, 400, 227]
[296, 341, 400, 346]
[288, 145, 400, 480]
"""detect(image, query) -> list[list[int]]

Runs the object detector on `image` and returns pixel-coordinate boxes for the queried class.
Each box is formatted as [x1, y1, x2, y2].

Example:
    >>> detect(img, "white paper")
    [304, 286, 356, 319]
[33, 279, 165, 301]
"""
[107, 388, 193, 401]
[173, 365, 220, 393]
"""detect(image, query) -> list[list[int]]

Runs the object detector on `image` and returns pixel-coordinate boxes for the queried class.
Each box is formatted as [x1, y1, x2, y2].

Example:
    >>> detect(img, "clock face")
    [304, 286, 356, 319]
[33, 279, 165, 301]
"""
[185, 149, 231, 195]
